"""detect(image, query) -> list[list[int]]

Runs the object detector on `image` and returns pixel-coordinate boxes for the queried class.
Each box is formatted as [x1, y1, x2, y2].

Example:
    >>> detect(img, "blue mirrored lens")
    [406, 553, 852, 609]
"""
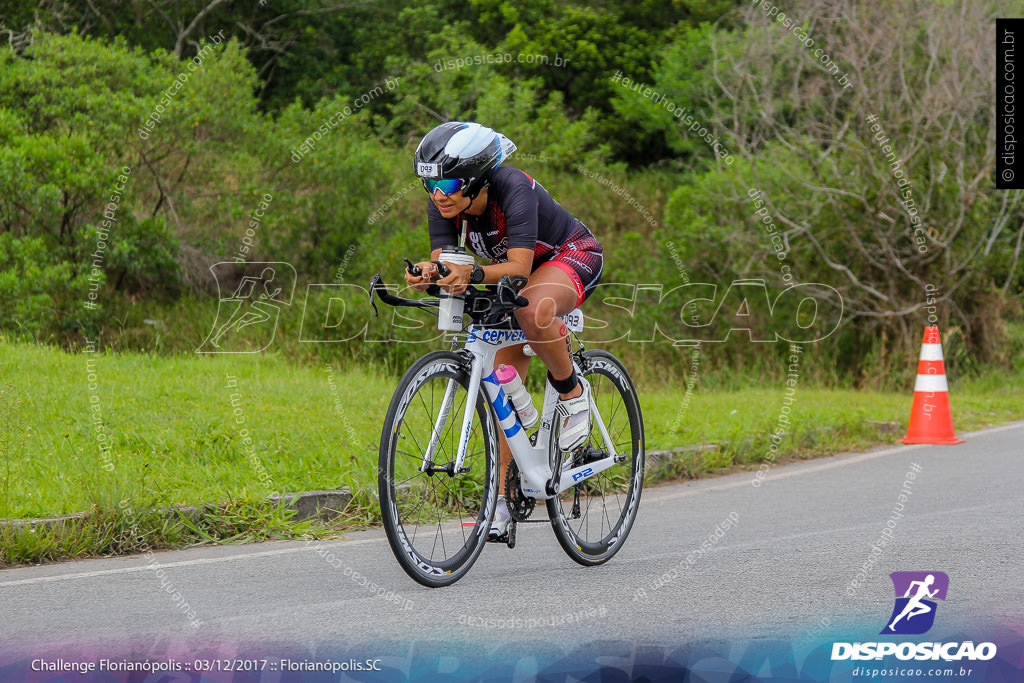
[426, 178, 464, 195]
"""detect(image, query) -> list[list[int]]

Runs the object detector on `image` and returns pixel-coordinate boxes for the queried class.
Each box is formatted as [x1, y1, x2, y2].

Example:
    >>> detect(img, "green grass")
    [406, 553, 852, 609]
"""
[2, 338, 1022, 565]
[0, 497, 321, 567]
[1, 340, 392, 518]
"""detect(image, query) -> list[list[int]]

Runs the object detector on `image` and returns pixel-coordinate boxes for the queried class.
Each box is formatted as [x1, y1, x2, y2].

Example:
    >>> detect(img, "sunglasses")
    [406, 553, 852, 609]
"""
[422, 178, 465, 195]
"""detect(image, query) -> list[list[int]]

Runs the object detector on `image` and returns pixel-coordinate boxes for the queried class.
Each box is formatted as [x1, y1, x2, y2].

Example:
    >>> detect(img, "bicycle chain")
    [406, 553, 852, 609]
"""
[504, 459, 535, 522]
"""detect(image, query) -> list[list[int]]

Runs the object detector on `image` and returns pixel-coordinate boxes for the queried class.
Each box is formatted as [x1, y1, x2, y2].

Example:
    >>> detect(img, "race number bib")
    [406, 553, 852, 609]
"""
[561, 308, 584, 332]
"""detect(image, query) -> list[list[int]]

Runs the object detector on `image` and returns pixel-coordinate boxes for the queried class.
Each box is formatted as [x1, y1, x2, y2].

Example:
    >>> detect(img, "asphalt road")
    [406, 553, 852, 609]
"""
[2, 422, 1022, 679]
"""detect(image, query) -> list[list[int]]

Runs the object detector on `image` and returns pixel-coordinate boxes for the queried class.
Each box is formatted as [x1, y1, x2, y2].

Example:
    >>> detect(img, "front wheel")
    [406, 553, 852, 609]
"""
[547, 349, 645, 566]
[379, 351, 500, 587]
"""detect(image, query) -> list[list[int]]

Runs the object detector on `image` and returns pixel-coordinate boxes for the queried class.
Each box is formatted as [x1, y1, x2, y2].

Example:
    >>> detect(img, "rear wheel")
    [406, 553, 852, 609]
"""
[547, 350, 645, 566]
[379, 351, 499, 587]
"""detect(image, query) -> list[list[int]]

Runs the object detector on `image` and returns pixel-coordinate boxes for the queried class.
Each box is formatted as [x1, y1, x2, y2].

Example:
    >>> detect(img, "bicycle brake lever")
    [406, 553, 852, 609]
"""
[403, 258, 421, 276]
[432, 260, 451, 278]
[368, 274, 382, 316]
[496, 274, 529, 308]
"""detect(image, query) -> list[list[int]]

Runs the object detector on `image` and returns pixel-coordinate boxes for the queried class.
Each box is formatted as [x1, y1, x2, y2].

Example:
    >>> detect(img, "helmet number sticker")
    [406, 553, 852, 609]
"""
[417, 162, 440, 178]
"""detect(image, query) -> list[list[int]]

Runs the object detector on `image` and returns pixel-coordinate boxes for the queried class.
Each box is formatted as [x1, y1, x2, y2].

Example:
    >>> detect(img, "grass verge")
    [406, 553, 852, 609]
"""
[2, 338, 1021, 566]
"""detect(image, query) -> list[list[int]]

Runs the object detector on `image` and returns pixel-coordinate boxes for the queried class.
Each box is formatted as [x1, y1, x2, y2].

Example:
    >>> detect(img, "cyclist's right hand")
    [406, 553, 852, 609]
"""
[405, 261, 438, 291]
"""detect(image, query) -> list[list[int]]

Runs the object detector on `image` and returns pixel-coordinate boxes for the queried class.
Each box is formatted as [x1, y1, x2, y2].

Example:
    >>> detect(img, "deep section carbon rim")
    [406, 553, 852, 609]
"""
[547, 350, 644, 565]
[379, 352, 498, 586]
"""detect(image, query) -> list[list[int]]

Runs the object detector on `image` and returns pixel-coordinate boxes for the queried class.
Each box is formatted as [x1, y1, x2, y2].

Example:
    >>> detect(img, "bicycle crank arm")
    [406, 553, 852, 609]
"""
[556, 455, 618, 495]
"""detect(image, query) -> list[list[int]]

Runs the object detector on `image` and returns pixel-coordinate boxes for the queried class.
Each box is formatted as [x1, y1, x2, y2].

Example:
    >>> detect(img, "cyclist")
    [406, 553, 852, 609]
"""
[405, 121, 604, 540]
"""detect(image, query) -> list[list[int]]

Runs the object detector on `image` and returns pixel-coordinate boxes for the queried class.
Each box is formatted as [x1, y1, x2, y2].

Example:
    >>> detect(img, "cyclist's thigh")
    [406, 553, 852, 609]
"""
[521, 265, 579, 321]
[536, 249, 603, 310]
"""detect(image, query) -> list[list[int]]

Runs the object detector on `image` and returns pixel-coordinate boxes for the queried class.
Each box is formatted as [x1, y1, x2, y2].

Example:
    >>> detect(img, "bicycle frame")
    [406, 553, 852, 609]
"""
[419, 324, 620, 500]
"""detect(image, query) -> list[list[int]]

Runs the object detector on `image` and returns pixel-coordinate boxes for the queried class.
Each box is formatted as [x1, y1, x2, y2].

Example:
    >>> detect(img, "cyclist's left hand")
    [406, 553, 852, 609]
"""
[437, 264, 472, 296]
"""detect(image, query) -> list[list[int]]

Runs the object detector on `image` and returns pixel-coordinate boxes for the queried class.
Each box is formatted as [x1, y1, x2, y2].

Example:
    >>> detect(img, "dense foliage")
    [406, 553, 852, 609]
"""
[0, 0, 1021, 386]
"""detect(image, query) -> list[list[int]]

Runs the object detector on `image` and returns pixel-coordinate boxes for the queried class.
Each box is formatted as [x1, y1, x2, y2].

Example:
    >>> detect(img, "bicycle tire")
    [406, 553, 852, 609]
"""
[547, 349, 645, 566]
[379, 351, 500, 587]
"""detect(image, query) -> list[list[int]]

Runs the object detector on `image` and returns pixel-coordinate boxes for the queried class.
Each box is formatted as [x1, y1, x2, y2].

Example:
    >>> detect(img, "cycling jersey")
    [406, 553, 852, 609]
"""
[426, 166, 604, 304]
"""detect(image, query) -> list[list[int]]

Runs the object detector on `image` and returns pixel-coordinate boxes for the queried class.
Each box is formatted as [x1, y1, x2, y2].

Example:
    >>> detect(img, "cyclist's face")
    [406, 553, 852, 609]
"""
[430, 186, 471, 218]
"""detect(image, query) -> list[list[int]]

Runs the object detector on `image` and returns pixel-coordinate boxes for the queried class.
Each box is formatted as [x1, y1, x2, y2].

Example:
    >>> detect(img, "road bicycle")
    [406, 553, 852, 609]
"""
[370, 266, 645, 587]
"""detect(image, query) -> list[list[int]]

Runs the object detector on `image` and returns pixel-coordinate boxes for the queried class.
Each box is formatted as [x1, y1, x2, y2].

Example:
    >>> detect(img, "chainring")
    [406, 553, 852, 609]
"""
[504, 459, 536, 522]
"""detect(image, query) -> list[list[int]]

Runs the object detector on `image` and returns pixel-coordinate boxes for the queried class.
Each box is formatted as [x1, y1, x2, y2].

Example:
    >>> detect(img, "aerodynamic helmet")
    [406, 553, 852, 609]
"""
[413, 121, 516, 199]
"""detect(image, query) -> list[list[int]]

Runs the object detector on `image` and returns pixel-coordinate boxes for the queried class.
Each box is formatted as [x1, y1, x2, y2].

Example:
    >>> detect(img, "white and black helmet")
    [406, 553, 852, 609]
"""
[414, 121, 516, 199]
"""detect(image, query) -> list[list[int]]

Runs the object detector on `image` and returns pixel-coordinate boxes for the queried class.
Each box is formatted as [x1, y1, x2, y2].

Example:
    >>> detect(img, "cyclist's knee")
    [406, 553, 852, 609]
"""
[515, 295, 558, 333]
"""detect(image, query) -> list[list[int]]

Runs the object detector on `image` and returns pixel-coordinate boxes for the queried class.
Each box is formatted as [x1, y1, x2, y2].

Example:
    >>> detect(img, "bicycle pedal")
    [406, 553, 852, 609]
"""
[486, 521, 518, 547]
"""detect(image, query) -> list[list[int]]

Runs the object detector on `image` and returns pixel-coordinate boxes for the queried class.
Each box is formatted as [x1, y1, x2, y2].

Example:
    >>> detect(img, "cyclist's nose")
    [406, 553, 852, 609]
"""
[431, 187, 449, 201]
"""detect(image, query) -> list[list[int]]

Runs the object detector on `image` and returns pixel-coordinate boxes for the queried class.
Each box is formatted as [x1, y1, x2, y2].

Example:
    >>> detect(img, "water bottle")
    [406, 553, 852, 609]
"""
[495, 364, 539, 428]
[436, 246, 475, 331]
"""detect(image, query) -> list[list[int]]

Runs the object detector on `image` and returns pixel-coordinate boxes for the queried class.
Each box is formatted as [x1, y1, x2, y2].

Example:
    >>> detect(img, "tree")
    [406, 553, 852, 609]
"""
[654, 0, 1023, 381]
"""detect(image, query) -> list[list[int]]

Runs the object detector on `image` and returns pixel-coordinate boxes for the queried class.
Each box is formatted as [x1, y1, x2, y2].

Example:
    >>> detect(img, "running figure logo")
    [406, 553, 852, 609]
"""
[881, 571, 949, 635]
[197, 262, 296, 353]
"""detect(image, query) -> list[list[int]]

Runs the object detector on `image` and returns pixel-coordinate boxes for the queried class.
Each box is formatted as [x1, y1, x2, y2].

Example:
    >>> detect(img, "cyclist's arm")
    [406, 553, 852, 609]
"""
[476, 248, 531, 282]
[435, 248, 531, 295]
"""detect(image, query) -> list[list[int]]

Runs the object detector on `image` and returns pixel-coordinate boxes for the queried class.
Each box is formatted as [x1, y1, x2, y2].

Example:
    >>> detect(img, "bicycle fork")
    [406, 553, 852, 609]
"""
[419, 358, 485, 474]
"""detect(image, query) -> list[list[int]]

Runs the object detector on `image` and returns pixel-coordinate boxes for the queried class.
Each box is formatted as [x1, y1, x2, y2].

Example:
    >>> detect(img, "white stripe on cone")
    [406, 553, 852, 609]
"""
[918, 343, 944, 361]
[913, 373, 949, 393]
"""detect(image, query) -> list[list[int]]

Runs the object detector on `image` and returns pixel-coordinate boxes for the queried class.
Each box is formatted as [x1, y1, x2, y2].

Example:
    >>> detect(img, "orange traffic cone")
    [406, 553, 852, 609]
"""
[901, 326, 963, 445]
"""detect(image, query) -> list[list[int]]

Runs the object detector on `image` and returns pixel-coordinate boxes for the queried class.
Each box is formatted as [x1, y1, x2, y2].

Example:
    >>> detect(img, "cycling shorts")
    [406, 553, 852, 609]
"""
[536, 221, 604, 307]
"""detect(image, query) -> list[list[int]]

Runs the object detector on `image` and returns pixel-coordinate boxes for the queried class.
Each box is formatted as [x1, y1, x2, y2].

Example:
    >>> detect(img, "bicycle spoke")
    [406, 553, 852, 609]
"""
[381, 358, 496, 585]
[396, 448, 429, 463]
[401, 417, 428, 464]
[598, 476, 619, 536]
[606, 392, 623, 429]
[610, 421, 626, 448]
[434, 471, 479, 520]
[429, 503, 447, 562]
[438, 392, 464, 459]
[416, 388, 433, 424]
[548, 354, 642, 564]
[403, 474, 445, 526]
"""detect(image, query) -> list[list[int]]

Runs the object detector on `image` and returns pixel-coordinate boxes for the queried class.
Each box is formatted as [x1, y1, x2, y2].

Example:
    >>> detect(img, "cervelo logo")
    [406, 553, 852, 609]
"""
[468, 329, 526, 344]
[832, 571, 996, 663]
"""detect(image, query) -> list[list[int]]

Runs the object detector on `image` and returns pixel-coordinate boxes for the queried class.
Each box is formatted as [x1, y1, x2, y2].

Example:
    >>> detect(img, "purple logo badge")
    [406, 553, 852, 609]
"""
[881, 571, 949, 635]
